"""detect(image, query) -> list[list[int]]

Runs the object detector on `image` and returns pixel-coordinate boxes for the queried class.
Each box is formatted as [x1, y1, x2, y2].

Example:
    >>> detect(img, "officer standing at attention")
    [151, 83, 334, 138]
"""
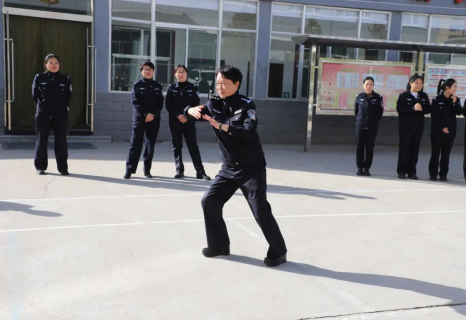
[396, 75, 431, 180]
[354, 76, 384, 176]
[429, 79, 464, 181]
[124, 61, 164, 179]
[185, 66, 287, 267]
[32, 54, 72, 176]
[165, 64, 211, 180]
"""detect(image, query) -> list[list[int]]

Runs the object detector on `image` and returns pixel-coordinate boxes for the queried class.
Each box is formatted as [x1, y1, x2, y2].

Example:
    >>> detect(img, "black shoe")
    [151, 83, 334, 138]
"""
[37, 170, 45, 175]
[439, 176, 448, 182]
[429, 176, 438, 181]
[124, 172, 131, 179]
[363, 169, 371, 176]
[144, 171, 153, 178]
[196, 173, 211, 181]
[264, 253, 287, 267]
[408, 174, 418, 180]
[202, 246, 230, 258]
[356, 168, 364, 176]
[60, 171, 69, 176]
[398, 174, 406, 179]
[174, 172, 184, 179]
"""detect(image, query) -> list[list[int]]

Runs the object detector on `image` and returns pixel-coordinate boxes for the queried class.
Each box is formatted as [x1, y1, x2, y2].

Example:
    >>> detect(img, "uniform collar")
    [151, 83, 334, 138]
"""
[175, 81, 188, 89]
[45, 70, 59, 78]
[142, 77, 153, 84]
[223, 92, 240, 103]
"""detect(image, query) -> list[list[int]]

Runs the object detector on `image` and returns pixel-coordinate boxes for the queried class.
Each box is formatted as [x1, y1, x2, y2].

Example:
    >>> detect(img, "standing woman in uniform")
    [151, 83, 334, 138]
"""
[32, 54, 72, 175]
[124, 61, 164, 179]
[428, 79, 463, 181]
[396, 75, 431, 180]
[166, 65, 210, 180]
[354, 77, 384, 176]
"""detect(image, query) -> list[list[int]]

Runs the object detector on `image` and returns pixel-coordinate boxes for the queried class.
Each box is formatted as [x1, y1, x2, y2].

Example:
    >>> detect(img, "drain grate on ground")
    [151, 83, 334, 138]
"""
[2, 142, 97, 150]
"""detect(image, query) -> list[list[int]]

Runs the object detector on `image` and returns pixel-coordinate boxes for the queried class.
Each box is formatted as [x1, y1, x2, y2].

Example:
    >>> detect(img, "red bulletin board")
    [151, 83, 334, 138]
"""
[317, 59, 415, 115]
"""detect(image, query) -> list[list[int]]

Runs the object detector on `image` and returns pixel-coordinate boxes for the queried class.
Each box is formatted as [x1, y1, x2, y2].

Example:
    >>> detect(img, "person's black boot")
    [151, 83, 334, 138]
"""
[37, 170, 45, 175]
[264, 253, 287, 267]
[174, 172, 184, 179]
[124, 172, 131, 179]
[356, 168, 364, 176]
[202, 246, 230, 258]
[398, 174, 406, 179]
[196, 173, 211, 181]
[144, 171, 153, 178]
[363, 169, 371, 177]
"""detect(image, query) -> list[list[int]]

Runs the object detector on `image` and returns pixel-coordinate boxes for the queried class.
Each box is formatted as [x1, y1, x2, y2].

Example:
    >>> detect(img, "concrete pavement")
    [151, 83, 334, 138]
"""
[0, 142, 465, 319]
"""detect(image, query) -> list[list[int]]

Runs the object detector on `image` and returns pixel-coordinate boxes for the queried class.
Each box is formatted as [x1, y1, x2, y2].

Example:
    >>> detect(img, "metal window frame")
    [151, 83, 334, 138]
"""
[268, 2, 394, 101]
[109, 0, 259, 97]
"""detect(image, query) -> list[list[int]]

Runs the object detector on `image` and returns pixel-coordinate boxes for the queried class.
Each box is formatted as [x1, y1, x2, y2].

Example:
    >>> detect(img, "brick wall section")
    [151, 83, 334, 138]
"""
[94, 93, 309, 144]
[95, 92, 465, 146]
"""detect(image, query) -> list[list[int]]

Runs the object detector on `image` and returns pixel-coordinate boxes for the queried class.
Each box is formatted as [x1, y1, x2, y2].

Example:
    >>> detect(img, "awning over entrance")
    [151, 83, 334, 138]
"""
[292, 34, 466, 55]
[293, 35, 466, 152]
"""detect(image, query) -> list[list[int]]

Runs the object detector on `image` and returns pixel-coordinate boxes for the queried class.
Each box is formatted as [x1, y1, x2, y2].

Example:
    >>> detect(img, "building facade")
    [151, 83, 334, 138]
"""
[0, 0, 465, 146]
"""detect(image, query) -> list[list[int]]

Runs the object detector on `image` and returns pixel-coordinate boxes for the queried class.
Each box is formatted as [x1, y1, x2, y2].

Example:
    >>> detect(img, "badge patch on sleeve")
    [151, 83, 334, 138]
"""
[247, 109, 256, 120]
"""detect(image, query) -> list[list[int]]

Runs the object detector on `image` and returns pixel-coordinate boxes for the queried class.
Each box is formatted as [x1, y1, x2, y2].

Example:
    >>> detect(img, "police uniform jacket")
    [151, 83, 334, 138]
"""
[396, 91, 430, 130]
[431, 94, 463, 134]
[165, 81, 200, 121]
[32, 71, 72, 118]
[185, 93, 266, 169]
[354, 91, 384, 130]
[131, 78, 164, 120]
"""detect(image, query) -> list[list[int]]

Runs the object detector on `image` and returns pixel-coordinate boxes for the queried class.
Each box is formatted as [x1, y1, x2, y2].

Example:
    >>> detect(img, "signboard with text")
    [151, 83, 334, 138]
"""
[317, 59, 415, 115]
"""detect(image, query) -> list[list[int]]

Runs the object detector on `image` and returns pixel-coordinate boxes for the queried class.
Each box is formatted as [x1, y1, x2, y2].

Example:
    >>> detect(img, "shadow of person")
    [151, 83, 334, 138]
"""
[47, 173, 212, 193]
[46, 173, 376, 200]
[221, 255, 466, 316]
[267, 186, 377, 200]
[0, 201, 62, 217]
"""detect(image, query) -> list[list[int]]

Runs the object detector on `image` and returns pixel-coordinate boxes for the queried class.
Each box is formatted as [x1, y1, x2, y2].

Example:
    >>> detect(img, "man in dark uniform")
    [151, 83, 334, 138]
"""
[124, 61, 164, 179]
[166, 65, 210, 180]
[32, 54, 72, 175]
[185, 65, 287, 267]
[354, 77, 384, 176]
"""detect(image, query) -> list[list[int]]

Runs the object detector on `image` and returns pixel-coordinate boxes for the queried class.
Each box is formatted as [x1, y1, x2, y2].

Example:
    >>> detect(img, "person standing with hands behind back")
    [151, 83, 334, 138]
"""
[354, 77, 384, 177]
[396, 75, 431, 180]
[124, 61, 164, 179]
[32, 54, 72, 176]
[429, 79, 463, 181]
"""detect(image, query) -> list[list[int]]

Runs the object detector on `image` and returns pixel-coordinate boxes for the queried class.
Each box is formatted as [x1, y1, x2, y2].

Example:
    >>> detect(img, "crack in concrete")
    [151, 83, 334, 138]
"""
[40, 176, 57, 199]
[299, 302, 466, 320]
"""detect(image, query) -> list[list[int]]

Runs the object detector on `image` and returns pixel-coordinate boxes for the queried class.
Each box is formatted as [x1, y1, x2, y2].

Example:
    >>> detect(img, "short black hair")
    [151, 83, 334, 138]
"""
[215, 65, 242, 90]
[140, 61, 155, 71]
[362, 76, 374, 85]
[174, 64, 187, 74]
[44, 54, 60, 64]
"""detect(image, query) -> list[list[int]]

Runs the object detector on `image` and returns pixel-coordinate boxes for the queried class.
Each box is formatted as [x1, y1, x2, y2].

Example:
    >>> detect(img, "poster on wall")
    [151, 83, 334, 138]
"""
[425, 65, 466, 106]
[317, 59, 414, 115]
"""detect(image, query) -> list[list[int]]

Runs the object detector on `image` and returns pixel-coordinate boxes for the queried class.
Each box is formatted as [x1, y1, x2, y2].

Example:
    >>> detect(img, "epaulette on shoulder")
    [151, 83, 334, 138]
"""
[208, 94, 220, 101]
[240, 97, 253, 104]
